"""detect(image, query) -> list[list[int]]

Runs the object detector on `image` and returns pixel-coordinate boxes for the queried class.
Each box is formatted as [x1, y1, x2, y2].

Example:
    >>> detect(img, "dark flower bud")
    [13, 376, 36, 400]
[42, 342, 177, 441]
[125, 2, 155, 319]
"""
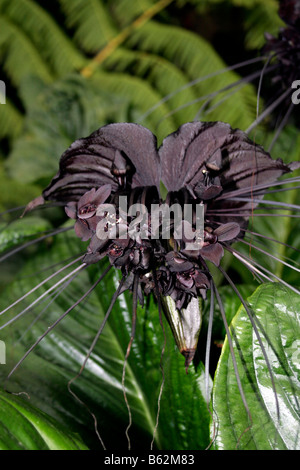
[166, 252, 194, 273]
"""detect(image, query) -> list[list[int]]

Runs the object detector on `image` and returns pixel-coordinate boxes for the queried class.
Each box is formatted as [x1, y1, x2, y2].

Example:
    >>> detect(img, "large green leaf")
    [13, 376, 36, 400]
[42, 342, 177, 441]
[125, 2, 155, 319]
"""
[0, 216, 52, 254]
[212, 283, 300, 450]
[0, 390, 88, 449]
[0, 215, 53, 293]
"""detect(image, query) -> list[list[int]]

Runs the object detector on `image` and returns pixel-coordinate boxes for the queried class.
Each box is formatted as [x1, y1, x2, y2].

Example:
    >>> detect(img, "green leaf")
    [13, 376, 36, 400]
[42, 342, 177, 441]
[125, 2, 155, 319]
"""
[0, 15, 52, 87]
[0, 215, 53, 294]
[212, 283, 300, 450]
[244, 0, 285, 50]
[59, 0, 118, 52]
[0, 390, 88, 450]
[0, 0, 85, 77]
[126, 21, 258, 130]
[101, 47, 201, 132]
[0, 216, 52, 254]
[0, 163, 41, 214]
[159, 359, 210, 450]
[0, 98, 23, 140]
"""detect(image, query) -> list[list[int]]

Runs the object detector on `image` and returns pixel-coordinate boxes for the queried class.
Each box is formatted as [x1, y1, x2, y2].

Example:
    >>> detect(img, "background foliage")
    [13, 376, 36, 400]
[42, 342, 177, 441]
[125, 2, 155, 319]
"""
[0, 0, 299, 451]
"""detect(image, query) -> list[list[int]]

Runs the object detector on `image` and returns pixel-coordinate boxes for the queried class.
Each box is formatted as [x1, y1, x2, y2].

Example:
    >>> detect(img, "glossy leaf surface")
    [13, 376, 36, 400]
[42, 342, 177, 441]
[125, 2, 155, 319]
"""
[0, 390, 88, 450]
[212, 283, 300, 450]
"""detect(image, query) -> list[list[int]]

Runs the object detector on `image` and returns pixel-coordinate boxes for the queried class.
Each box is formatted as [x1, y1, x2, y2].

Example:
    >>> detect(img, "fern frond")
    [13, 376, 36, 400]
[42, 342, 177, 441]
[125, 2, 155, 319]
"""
[59, 0, 118, 53]
[110, 0, 156, 27]
[102, 47, 200, 127]
[0, 0, 86, 76]
[93, 70, 179, 142]
[0, 15, 52, 87]
[126, 21, 258, 130]
[0, 162, 41, 212]
[0, 99, 23, 140]
[244, 1, 284, 49]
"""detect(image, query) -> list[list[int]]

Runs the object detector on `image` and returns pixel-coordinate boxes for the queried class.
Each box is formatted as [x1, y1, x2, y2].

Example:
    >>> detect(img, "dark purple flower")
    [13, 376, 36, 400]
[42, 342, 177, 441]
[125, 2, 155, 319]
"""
[263, 13, 300, 91]
[24, 121, 299, 369]
[65, 185, 112, 241]
[279, 0, 300, 28]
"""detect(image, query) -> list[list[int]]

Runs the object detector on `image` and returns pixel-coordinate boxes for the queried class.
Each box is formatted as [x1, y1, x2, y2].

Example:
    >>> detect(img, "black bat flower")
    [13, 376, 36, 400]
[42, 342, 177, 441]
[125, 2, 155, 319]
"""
[22, 121, 299, 371]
